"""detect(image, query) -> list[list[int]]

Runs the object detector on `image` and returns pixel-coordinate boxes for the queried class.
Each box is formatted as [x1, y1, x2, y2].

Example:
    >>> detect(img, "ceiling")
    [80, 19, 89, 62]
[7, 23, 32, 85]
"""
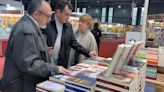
[13, 0, 164, 11]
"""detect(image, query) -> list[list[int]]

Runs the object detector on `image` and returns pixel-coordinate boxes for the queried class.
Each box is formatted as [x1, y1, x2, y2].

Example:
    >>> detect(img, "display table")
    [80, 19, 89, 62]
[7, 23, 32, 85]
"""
[99, 38, 125, 57]
[0, 57, 5, 80]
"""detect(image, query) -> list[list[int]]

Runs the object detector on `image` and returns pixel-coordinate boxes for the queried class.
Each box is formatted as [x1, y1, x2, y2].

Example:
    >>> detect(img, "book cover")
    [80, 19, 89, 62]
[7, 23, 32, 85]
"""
[114, 44, 132, 74]
[104, 44, 125, 77]
[49, 74, 73, 84]
[65, 82, 94, 92]
[36, 80, 65, 92]
[127, 41, 143, 66]
[65, 76, 95, 89]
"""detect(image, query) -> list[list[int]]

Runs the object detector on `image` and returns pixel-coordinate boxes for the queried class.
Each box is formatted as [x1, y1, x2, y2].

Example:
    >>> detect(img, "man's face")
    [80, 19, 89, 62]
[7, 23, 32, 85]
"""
[37, 9, 52, 28]
[35, 2, 52, 28]
[57, 5, 72, 23]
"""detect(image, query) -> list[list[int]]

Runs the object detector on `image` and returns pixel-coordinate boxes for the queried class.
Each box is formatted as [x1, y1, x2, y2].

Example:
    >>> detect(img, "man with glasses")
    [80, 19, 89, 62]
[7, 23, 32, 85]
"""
[1, 0, 70, 92]
[42, 0, 97, 68]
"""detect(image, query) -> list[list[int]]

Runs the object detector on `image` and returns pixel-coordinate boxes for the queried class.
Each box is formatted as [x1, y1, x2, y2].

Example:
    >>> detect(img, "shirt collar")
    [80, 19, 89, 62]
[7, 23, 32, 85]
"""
[55, 15, 63, 27]
[26, 14, 40, 28]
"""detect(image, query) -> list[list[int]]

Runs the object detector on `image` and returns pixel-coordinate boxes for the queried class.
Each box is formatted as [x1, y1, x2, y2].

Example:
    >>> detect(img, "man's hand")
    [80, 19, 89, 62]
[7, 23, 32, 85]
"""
[89, 51, 97, 57]
[48, 47, 53, 56]
[58, 66, 71, 75]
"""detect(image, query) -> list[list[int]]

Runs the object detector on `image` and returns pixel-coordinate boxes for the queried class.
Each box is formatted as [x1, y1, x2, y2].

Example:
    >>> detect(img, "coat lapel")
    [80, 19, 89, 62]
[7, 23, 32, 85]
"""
[25, 15, 50, 62]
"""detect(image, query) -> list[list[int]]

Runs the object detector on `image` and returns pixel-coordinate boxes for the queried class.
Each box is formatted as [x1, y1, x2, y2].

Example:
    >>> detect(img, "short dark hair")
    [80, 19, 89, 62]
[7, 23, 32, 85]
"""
[94, 23, 99, 29]
[27, 0, 44, 15]
[55, 0, 73, 12]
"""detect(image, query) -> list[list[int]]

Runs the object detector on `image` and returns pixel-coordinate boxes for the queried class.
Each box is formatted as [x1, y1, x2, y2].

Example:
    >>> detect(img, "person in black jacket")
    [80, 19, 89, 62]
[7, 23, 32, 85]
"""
[42, 0, 97, 68]
[91, 23, 102, 49]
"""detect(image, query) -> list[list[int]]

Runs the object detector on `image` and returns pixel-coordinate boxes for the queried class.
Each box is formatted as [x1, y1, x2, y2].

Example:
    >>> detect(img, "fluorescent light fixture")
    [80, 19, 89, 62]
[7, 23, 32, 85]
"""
[6, 4, 10, 7]
[118, 5, 121, 8]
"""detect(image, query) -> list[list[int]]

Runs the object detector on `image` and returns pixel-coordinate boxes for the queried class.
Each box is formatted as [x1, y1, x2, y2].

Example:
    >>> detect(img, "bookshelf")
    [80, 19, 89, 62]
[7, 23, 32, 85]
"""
[146, 78, 164, 85]
[135, 47, 164, 87]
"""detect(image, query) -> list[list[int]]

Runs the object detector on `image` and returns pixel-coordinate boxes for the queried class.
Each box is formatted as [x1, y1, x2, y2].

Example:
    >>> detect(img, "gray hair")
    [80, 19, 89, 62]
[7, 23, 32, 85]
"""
[27, 0, 44, 15]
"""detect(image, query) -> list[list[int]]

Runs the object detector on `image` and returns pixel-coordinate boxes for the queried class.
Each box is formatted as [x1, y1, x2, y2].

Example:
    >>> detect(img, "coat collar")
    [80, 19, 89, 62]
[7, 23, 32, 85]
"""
[24, 15, 43, 36]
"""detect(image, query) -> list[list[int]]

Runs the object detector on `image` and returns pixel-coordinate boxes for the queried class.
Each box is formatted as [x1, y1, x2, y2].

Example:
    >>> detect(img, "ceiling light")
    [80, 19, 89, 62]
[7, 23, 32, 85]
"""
[6, 4, 10, 7]
[97, 0, 100, 3]
[118, 5, 121, 8]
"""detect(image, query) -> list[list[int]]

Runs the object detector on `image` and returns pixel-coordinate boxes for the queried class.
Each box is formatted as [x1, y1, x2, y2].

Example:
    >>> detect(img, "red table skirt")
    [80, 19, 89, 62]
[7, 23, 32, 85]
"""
[0, 57, 5, 80]
[0, 39, 8, 57]
[99, 38, 125, 58]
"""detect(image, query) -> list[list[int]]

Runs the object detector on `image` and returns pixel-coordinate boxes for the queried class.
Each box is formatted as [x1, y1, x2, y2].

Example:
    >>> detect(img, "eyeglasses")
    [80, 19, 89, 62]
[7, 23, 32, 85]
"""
[37, 10, 51, 18]
[63, 12, 70, 17]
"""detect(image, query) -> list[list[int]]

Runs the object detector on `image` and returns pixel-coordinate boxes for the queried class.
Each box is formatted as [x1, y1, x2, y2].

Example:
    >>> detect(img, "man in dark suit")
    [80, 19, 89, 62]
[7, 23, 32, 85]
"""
[1, 0, 70, 92]
[42, 0, 97, 68]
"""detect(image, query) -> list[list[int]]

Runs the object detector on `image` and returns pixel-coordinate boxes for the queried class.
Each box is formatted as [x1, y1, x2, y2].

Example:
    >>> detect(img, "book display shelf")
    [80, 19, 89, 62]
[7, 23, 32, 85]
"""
[135, 47, 164, 91]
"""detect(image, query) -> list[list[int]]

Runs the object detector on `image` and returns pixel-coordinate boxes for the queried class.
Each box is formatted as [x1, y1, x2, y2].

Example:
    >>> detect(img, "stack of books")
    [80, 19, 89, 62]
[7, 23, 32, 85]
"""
[36, 80, 65, 92]
[145, 48, 158, 66]
[95, 59, 147, 92]
[134, 59, 147, 92]
[158, 47, 164, 67]
[65, 75, 95, 92]
[135, 48, 158, 80]
[146, 66, 157, 80]
[95, 71, 139, 92]
[94, 42, 146, 92]
[135, 48, 158, 66]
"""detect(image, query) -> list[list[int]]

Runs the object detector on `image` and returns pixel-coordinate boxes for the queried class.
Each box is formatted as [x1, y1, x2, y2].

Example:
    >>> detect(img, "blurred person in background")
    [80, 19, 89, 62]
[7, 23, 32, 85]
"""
[91, 22, 102, 49]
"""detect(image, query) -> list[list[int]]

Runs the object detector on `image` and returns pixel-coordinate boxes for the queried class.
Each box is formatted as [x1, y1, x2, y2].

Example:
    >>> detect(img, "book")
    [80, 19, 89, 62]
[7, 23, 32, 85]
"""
[65, 76, 95, 91]
[73, 69, 101, 82]
[69, 65, 88, 71]
[114, 44, 132, 74]
[36, 87, 48, 92]
[135, 50, 146, 59]
[64, 88, 76, 92]
[65, 83, 92, 92]
[84, 59, 109, 67]
[36, 80, 65, 92]
[127, 41, 143, 66]
[90, 56, 112, 63]
[104, 44, 125, 77]
[49, 74, 73, 84]
[96, 71, 138, 92]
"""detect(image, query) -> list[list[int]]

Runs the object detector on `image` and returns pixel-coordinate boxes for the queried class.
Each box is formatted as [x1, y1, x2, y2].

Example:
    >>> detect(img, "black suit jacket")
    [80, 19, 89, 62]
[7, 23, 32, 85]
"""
[42, 14, 90, 68]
